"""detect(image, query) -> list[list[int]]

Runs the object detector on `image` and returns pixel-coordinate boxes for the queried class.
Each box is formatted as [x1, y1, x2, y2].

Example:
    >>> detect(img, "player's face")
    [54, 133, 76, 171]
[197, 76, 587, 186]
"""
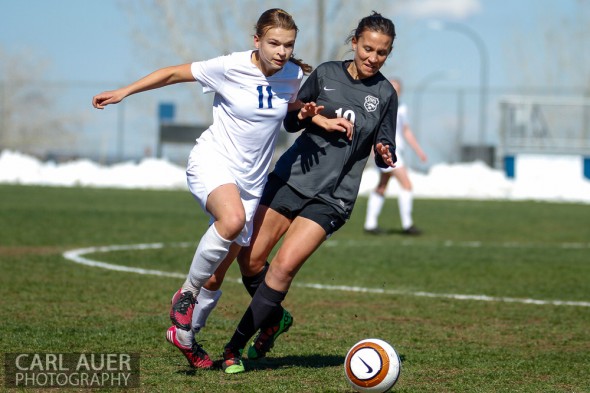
[351, 30, 392, 79]
[254, 27, 297, 76]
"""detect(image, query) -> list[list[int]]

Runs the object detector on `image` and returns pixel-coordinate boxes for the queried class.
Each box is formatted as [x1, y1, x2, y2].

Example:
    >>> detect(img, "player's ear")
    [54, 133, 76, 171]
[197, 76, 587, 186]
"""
[254, 34, 261, 49]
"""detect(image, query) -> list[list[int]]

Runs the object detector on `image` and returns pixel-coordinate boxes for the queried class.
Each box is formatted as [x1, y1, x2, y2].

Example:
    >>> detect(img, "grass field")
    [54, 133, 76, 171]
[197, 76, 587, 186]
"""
[1, 184, 589, 392]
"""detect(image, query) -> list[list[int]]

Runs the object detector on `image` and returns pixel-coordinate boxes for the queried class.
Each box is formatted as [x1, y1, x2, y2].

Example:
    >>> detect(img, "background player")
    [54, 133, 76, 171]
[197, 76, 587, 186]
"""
[364, 78, 427, 235]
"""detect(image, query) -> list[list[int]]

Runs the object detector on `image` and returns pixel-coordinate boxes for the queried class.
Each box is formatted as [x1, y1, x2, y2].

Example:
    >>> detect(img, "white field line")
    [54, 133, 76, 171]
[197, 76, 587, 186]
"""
[323, 239, 590, 249]
[62, 242, 590, 308]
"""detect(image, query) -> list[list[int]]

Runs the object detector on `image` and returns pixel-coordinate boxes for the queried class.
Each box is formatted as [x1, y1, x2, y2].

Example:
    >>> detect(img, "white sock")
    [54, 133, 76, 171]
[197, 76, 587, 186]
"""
[364, 191, 385, 230]
[192, 287, 222, 334]
[175, 327, 194, 348]
[398, 189, 413, 229]
[182, 224, 232, 298]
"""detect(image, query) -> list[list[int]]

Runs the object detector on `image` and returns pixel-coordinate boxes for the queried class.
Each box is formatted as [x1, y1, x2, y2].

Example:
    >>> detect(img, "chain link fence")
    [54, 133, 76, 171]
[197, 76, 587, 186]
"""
[1, 80, 587, 169]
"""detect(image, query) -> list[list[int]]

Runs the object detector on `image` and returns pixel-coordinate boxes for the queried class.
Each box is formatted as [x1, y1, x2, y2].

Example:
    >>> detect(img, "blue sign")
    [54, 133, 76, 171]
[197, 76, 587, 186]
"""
[158, 103, 176, 123]
[504, 156, 515, 178]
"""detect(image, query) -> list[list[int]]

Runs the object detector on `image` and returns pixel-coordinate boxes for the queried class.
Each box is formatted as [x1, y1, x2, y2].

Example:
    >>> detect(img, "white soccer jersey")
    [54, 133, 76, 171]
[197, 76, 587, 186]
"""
[190, 50, 303, 196]
[395, 103, 409, 153]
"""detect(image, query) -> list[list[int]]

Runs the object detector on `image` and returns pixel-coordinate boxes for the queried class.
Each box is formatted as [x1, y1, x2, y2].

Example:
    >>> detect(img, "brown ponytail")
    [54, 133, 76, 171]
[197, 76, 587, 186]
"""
[289, 56, 313, 75]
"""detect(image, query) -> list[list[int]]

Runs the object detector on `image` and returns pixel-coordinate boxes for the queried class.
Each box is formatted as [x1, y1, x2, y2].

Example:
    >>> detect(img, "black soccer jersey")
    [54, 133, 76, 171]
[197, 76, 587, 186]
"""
[275, 60, 398, 218]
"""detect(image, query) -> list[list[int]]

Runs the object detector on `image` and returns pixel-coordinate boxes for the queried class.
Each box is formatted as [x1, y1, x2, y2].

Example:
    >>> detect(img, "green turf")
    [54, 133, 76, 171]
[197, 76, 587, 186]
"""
[1, 184, 589, 392]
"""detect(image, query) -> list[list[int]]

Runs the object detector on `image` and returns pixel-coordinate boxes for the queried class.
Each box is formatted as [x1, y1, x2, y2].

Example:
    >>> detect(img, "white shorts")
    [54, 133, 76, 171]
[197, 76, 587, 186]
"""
[186, 142, 260, 247]
[379, 151, 405, 173]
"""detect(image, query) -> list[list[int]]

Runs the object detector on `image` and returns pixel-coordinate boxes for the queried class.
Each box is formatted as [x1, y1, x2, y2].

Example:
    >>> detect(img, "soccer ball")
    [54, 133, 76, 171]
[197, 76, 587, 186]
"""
[344, 339, 401, 392]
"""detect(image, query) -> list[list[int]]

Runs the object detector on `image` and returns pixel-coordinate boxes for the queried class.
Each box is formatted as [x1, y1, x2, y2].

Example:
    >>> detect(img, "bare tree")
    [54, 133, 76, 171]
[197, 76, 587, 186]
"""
[119, 0, 398, 122]
[0, 46, 78, 157]
[120, 0, 297, 122]
[504, 1, 590, 91]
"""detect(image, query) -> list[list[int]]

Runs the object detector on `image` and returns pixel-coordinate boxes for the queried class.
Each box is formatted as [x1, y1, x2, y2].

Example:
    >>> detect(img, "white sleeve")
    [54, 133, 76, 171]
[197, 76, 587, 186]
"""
[190, 55, 228, 93]
[397, 104, 409, 128]
[288, 66, 304, 103]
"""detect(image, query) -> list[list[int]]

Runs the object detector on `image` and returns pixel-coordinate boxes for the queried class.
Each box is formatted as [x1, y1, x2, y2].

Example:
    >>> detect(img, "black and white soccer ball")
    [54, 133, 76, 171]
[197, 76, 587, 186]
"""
[344, 338, 401, 392]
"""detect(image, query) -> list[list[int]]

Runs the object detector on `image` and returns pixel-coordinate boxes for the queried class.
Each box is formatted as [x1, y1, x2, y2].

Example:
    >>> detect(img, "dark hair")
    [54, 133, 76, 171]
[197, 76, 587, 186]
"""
[255, 8, 313, 74]
[346, 11, 396, 53]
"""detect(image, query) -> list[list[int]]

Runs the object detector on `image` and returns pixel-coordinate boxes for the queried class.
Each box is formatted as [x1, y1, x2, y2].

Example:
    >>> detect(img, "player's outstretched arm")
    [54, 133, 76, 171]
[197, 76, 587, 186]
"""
[92, 64, 194, 109]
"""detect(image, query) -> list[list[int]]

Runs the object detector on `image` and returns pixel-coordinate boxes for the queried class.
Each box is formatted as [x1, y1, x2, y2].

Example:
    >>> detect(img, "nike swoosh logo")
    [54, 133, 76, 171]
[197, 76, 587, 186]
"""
[323, 87, 335, 91]
[359, 357, 373, 373]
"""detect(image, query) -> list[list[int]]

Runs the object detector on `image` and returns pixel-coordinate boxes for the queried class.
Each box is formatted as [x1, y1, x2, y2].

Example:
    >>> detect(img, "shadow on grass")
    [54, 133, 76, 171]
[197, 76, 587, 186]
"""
[364, 228, 407, 236]
[176, 353, 406, 374]
[246, 353, 407, 371]
[245, 354, 344, 371]
[175, 354, 343, 374]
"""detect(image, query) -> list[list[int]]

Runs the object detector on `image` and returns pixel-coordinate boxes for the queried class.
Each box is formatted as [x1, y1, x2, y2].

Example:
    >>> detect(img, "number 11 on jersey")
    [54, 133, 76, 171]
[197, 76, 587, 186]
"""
[257, 85, 273, 109]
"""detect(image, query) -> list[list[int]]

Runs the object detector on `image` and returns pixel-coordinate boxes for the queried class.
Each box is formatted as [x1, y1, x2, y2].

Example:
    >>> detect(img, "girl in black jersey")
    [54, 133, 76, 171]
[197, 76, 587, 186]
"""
[216, 12, 398, 373]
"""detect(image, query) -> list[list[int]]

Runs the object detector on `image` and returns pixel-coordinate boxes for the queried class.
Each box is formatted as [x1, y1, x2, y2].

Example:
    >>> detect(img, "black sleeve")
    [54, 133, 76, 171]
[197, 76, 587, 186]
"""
[373, 91, 398, 168]
[296, 67, 320, 103]
[283, 110, 312, 133]
[283, 68, 321, 132]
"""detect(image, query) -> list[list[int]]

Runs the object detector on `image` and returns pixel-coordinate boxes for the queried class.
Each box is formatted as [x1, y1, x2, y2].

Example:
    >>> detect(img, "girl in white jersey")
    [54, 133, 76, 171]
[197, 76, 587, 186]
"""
[92, 8, 313, 370]
[364, 78, 428, 235]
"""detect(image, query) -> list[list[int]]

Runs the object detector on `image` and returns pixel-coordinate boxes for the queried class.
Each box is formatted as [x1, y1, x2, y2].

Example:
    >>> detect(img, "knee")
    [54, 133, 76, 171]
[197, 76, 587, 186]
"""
[400, 181, 413, 191]
[269, 257, 297, 284]
[217, 212, 246, 240]
[237, 248, 267, 276]
[375, 186, 386, 195]
[204, 273, 223, 291]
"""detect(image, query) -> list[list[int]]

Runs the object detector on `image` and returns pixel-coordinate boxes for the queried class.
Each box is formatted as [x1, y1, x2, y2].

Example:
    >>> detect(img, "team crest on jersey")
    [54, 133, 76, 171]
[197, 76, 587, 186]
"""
[364, 95, 379, 112]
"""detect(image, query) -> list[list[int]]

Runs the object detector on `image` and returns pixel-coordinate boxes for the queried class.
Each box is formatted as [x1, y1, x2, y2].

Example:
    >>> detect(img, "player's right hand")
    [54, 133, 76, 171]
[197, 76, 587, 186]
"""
[92, 90, 125, 109]
[299, 102, 324, 119]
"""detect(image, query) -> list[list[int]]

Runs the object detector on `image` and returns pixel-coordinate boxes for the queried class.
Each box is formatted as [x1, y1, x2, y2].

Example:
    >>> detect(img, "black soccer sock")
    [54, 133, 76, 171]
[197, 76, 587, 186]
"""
[227, 281, 287, 350]
[241, 262, 269, 297]
[262, 306, 286, 329]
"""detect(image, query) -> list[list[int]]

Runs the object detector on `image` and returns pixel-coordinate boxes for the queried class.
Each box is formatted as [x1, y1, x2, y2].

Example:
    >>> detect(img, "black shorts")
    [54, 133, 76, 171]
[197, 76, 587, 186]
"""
[260, 173, 347, 237]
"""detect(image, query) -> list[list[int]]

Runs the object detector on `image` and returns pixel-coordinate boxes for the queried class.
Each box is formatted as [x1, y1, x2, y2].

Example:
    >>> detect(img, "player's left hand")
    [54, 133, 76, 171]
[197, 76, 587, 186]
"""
[376, 142, 396, 168]
[312, 115, 354, 140]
